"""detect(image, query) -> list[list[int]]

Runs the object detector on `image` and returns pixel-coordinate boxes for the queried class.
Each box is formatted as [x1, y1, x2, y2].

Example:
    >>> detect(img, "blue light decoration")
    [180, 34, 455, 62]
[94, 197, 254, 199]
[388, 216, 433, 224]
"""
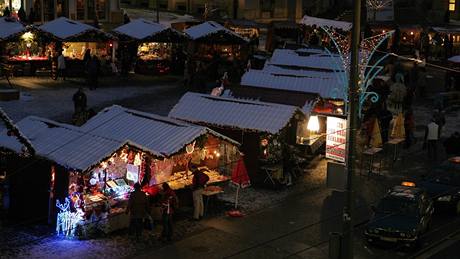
[56, 197, 84, 237]
[320, 26, 394, 117]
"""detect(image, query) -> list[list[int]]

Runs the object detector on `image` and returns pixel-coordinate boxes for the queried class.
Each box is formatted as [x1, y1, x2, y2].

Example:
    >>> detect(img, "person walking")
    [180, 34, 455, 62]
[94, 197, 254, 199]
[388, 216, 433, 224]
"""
[72, 87, 87, 115]
[159, 183, 177, 242]
[191, 167, 209, 220]
[57, 51, 66, 80]
[126, 183, 149, 241]
[424, 118, 440, 162]
[88, 55, 100, 90]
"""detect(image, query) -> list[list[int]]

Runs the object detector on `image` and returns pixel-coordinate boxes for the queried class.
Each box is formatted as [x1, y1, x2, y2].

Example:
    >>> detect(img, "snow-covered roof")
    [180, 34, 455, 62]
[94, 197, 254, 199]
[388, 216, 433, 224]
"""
[0, 116, 122, 171]
[268, 49, 344, 71]
[241, 69, 343, 99]
[185, 21, 247, 43]
[169, 92, 301, 134]
[262, 63, 344, 78]
[39, 17, 110, 41]
[300, 15, 352, 31]
[0, 17, 25, 40]
[113, 19, 185, 41]
[448, 55, 460, 63]
[80, 105, 238, 157]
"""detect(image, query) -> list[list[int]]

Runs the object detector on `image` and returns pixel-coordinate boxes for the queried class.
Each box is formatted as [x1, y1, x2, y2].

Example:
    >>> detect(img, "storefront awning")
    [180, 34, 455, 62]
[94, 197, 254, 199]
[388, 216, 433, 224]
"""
[0, 17, 25, 41]
[39, 17, 115, 42]
[113, 19, 187, 43]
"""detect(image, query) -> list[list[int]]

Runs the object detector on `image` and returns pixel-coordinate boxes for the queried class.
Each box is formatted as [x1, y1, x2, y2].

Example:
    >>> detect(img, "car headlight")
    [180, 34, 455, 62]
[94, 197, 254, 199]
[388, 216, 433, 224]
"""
[438, 195, 452, 202]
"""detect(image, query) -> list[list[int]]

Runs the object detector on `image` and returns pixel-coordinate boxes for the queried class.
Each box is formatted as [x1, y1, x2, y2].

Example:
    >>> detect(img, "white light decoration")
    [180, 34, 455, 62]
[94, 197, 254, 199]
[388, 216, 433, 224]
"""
[307, 116, 320, 132]
[56, 198, 84, 237]
[367, 0, 392, 21]
[126, 164, 139, 182]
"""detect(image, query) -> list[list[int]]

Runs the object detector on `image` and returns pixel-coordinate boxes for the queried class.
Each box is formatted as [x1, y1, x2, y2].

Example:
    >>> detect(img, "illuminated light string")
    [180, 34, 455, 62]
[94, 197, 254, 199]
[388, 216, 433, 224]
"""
[366, 0, 392, 10]
[321, 26, 393, 116]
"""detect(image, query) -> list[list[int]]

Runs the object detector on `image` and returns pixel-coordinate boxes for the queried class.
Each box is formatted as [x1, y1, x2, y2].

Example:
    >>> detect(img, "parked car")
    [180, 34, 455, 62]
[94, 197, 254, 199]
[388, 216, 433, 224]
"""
[364, 185, 434, 247]
[417, 157, 460, 215]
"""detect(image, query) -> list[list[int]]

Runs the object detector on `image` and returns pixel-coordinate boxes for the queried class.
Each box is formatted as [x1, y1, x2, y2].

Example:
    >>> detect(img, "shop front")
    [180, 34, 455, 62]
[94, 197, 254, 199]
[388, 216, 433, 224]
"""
[169, 92, 305, 185]
[113, 19, 187, 76]
[39, 17, 115, 77]
[185, 21, 249, 63]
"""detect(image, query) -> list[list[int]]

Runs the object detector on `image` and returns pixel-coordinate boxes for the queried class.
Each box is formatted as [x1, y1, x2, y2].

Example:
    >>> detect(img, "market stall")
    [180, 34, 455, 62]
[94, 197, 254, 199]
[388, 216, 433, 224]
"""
[169, 92, 305, 185]
[0, 17, 53, 76]
[0, 105, 240, 236]
[39, 17, 115, 77]
[185, 21, 249, 62]
[113, 19, 188, 75]
[224, 19, 261, 49]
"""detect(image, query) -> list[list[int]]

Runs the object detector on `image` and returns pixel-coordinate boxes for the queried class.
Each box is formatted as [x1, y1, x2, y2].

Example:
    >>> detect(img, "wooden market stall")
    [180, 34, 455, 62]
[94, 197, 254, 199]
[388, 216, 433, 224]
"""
[0, 17, 53, 76]
[169, 92, 305, 185]
[0, 106, 240, 234]
[184, 21, 249, 63]
[112, 19, 188, 75]
[39, 17, 115, 77]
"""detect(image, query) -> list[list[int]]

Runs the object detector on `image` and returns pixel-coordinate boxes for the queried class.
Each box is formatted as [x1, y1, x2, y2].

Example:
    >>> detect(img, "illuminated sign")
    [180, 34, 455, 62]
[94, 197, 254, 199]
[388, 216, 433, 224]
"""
[326, 117, 347, 163]
[126, 164, 139, 182]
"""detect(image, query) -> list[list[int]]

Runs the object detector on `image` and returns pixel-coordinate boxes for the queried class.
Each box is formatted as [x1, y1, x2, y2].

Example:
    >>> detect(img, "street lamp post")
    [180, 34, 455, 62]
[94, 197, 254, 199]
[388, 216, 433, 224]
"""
[342, 0, 361, 258]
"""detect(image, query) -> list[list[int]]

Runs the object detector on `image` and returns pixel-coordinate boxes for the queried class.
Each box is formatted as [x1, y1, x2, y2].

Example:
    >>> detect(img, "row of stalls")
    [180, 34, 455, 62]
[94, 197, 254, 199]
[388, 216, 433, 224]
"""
[0, 16, 255, 77]
[0, 105, 240, 234]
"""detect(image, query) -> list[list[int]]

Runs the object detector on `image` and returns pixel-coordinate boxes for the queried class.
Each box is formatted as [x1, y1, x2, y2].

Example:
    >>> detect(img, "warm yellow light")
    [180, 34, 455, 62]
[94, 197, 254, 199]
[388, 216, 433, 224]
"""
[382, 30, 386, 33]
[307, 116, 320, 132]
[401, 181, 416, 187]
[450, 3, 455, 11]
[410, 31, 414, 35]
[21, 32, 34, 41]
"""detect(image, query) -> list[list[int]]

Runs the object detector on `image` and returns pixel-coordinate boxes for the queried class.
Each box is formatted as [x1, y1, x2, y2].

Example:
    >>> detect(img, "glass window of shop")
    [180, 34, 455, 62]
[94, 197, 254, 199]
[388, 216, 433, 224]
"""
[0, 0, 22, 16]
[87, 0, 107, 20]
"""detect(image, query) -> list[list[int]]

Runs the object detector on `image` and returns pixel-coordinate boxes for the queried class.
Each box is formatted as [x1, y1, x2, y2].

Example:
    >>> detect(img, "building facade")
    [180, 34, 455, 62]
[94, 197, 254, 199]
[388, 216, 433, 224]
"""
[0, 0, 122, 23]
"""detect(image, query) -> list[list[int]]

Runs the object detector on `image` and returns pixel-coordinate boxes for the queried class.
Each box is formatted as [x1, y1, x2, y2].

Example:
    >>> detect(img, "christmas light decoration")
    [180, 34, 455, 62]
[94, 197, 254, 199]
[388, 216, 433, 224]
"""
[367, 0, 392, 21]
[321, 26, 393, 116]
[56, 197, 84, 237]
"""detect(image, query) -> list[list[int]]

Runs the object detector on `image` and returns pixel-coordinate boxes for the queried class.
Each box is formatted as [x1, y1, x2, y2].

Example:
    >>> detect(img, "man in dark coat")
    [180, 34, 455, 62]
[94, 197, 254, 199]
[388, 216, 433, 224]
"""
[72, 87, 87, 114]
[127, 183, 149, 241]
[88, 56, 100, 90]
[160, 183, 177, 242]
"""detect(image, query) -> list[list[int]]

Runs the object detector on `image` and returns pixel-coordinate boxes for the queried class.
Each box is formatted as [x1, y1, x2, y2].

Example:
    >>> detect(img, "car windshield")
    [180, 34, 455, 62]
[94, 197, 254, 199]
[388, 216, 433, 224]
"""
[376, 197, 418, 215]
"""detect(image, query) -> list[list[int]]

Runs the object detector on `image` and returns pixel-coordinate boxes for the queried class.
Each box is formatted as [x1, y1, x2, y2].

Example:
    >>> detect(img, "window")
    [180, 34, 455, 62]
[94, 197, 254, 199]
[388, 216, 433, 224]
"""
[450, 0, 456, 11]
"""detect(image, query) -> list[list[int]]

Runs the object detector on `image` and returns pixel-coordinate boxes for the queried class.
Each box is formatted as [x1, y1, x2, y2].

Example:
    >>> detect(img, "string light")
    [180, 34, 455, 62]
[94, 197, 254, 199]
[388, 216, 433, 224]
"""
[366, 0, 391, 10]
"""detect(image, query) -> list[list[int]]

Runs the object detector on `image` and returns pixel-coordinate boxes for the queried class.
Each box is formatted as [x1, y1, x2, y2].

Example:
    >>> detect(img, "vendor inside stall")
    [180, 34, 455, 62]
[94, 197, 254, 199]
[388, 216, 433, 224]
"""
[58, 135, 238, 238]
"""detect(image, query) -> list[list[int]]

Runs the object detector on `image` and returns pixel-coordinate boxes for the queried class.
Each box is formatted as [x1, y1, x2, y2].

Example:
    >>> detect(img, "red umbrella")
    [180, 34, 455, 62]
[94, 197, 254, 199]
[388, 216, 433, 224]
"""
[229, 156, 250, 216]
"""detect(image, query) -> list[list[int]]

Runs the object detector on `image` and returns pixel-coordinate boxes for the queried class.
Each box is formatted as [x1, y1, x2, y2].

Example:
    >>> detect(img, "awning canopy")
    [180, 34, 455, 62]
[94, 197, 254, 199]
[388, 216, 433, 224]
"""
[112, 19, 187, 43]
[185, 21, 248, 44]
[39, 17, 115, 42]
[300, 15, 352, 31]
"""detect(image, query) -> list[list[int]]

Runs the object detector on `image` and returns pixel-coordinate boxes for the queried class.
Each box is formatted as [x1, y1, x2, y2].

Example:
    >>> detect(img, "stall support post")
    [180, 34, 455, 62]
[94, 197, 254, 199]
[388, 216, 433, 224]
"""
[342, 0, 361, 258]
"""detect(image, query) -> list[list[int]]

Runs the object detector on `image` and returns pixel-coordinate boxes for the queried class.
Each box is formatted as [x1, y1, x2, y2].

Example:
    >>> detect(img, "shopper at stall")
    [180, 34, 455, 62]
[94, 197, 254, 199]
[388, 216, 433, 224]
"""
[72, 87, 87, 115]
[191, 167, 209, 220]
[160, 182, 177, 242]
[57, 51, 66, 81]
[88, 55, 101, 90]
[127, 183, 149, 241]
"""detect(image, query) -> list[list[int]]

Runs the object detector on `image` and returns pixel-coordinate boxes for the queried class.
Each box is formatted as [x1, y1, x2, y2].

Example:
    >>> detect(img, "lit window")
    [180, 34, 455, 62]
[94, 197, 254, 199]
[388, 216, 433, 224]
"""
[450, 0, 456, 11]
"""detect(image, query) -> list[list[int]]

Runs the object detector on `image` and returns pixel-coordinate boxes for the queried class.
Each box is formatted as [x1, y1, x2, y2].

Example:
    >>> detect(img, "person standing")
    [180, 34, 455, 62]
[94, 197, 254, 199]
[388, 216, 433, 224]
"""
[404, 109, 416, 148]
[424, 118, 440, 162]
[433, 109, 446, 137]
[159, 183, 177, 242]
[126, 183, 149, 241]
[88, 55, 100, 90]
[72, 87, 87, 115]
[57, 51, 66, 80]
[191, 168, 209, 220]
[378, 106, 393, 143]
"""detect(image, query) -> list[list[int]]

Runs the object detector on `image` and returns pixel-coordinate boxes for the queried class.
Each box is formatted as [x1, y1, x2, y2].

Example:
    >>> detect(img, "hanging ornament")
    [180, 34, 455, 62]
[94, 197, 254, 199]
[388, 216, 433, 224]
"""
[186, 141, 196, 154]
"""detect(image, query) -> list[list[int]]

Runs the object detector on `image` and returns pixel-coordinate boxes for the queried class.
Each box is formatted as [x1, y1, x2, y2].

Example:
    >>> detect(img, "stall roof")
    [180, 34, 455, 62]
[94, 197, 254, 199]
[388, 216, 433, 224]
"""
[80, 105, 238, 157]
[112, 19, 186, 42]
[268, 49, 344, 72]
[300, 15, 352, 31]
[0, 17, 25, 41]
[0, 116, 123, 171]
[241, 69, 343, 99]
[169, 92, 301, 134]
[39, 17, 113, 41]
[262, 63, 345, 78]
[184, 21, 248, 44]
[432, 26, 460, 34]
